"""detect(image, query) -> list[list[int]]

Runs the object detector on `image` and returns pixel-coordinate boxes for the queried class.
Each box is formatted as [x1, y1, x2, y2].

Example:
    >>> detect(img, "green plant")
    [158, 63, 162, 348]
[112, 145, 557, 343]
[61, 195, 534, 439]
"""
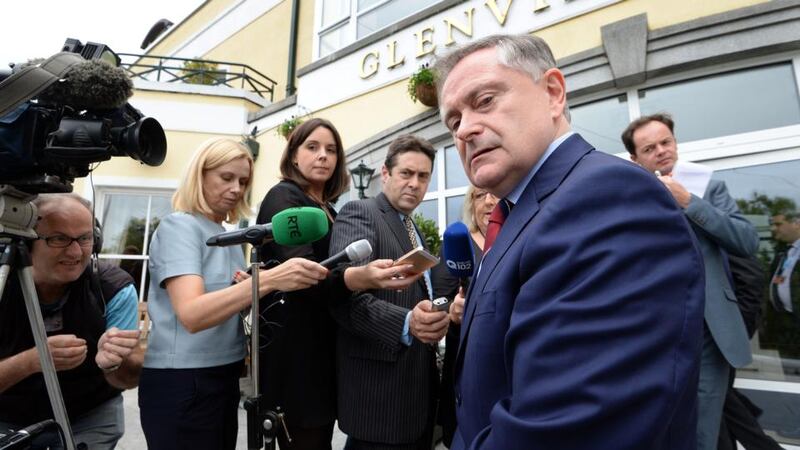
[277, 116, 303, 140]
[407, 64, 436, 103]
[181, 59, 223, 85]
[413, 213, 441, 256]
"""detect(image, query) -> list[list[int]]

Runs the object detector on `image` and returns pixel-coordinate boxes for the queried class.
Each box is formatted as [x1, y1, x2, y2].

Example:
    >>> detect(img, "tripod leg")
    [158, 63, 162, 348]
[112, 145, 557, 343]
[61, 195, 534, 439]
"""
[17, 265, 77, 450]
[0, 245, 13, 300]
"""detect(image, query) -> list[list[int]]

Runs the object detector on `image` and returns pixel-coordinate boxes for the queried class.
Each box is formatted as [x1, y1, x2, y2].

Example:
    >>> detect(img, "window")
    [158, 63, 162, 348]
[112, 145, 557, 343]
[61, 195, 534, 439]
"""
[420, 144, 470, 233]
[317, 0, 443, 57]
[711, 158, 800, 446]
[570, 95, 629, 154]
[97, 190, 173, 302]
[638, 63, 800, 143]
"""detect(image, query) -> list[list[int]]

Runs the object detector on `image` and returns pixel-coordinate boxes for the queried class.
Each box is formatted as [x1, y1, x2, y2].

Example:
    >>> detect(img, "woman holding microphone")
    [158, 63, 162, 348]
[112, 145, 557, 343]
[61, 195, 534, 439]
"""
[257, 118, 419, 450]
[139, 138, 329, 450]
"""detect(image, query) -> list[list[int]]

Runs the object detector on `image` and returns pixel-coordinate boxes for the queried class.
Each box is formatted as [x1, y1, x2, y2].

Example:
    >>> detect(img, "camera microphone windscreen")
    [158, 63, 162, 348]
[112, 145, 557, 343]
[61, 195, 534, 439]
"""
[38, 59, 133, 110]
[442, 221, 475, 279]
[320, 239, 372, 268]
[206, 207, 329, 247]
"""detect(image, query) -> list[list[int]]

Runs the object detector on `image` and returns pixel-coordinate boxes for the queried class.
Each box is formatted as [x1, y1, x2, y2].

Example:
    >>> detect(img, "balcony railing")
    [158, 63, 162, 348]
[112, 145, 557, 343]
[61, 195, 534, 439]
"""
[118, 54, 277, 102]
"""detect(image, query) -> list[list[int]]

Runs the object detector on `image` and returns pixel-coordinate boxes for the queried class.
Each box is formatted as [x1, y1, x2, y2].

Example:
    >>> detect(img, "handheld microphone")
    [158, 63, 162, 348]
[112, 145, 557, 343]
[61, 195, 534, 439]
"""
[442, 221, 475, 291]
[320, 239, 372, 268]
[206, 207, 329, 247]
[0, 419, 58, 450]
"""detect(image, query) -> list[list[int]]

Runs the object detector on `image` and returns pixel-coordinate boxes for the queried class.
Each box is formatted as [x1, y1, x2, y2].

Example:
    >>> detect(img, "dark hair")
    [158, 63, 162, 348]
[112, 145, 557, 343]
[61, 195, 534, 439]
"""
[621, 113, 675, 155]
[279, 118, 350, 202]
[384, 134, 436, 172]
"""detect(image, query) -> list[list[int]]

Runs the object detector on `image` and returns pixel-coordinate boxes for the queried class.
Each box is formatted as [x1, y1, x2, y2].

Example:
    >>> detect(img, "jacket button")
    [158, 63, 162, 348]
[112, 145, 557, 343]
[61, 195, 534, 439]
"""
[456, 393, 462, 406]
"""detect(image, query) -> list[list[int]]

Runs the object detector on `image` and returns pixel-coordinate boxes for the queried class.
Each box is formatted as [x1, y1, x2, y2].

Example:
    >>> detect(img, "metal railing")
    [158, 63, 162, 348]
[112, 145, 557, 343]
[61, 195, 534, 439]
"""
[118, 53, 277, 102]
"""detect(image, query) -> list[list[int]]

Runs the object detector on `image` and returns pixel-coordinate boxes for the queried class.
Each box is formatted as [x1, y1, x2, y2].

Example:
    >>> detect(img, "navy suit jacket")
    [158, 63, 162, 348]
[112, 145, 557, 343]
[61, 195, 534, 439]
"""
[452, 134, 706, 450]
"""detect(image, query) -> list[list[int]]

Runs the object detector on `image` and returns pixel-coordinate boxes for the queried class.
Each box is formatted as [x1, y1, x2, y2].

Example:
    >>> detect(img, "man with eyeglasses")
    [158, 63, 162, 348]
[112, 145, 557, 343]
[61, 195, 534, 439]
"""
[622, 113, 759, 450]
[0, 193, 142, 449]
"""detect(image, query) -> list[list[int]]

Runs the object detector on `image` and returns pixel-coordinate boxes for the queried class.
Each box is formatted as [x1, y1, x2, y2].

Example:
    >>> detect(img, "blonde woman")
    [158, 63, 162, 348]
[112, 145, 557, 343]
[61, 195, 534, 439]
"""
[138, 138, 328, 450]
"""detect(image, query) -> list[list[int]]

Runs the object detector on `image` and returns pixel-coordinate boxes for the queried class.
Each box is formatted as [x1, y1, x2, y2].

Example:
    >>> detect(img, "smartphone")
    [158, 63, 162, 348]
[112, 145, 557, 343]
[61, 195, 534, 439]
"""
[432, 296, 451, 312]
[393, 246, 440, 274]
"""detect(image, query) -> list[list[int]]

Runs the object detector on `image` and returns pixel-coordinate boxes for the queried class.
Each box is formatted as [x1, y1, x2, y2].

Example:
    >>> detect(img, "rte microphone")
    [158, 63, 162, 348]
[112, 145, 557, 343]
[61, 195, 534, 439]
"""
[442, 221, 475, 291]
[206, 207, 329, 247]
[0, 419, 58, 450]
[320, 239, 372, 268]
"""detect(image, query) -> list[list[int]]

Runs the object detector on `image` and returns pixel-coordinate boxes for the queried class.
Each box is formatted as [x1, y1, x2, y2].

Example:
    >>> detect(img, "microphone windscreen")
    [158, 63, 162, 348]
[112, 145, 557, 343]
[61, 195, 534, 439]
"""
[442, 221, 475, 278]
[345, 239, 372, 262]
[39, 60, 133, 110]
[272, 207, 329, 246]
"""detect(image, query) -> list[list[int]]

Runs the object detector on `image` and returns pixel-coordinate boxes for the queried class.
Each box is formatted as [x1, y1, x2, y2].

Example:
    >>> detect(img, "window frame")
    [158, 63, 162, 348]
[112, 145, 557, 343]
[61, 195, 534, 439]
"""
[314, 0, 444, 59]
[92, 183, 176, 303]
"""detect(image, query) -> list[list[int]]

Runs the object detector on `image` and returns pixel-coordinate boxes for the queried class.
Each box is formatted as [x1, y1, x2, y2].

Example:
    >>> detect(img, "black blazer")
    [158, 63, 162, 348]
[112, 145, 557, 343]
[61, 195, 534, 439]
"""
[256, 180, 349, 429]
[328, 193, 438, 445]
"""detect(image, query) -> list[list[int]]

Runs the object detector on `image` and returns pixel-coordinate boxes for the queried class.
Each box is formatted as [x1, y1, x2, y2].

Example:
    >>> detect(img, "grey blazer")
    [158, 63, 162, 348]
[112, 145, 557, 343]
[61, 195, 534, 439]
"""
[685, 179, 759, 368]
[328, 193, 438, 444]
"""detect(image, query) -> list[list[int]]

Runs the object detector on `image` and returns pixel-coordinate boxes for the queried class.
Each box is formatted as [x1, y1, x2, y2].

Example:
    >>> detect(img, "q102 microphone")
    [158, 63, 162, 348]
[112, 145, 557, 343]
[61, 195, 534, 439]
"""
[320, 239, 372, 268]
[442, 221, 475, 291]
[206, 207, 329, 247]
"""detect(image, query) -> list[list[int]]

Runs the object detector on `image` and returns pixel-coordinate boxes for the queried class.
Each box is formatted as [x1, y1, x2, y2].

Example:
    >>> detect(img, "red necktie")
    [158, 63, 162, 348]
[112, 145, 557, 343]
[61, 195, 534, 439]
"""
[484, 200, 509, 253]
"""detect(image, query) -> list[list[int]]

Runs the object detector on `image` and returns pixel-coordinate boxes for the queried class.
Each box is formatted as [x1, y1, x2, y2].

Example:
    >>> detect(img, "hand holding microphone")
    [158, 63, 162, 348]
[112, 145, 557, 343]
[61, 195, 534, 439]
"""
[409, 300, 449, 344]
[449, 287, 466, 325]
[257, 258, 329, 295]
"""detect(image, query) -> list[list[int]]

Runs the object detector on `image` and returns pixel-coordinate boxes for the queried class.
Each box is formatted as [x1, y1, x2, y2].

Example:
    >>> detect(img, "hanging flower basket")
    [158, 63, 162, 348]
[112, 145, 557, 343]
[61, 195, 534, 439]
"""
[407, 65, 438, 108]
[415, 83, 438, 107]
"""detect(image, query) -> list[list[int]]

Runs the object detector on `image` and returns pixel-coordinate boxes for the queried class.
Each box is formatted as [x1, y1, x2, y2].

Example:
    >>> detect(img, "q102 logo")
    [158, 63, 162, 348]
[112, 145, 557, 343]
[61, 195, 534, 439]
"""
[446, 260, 472, 271]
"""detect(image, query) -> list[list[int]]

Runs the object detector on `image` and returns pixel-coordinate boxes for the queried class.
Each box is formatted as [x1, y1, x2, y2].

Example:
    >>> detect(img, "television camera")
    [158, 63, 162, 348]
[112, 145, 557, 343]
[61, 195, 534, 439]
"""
[0, 39, 167, 450]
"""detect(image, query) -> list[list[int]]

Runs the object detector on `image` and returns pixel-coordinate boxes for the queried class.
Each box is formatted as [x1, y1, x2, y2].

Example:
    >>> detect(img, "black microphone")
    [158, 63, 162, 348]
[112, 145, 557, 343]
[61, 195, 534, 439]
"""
[38, 59, 133, 110]
[0, 419, 58, 450]
[320, 239, 372, 268]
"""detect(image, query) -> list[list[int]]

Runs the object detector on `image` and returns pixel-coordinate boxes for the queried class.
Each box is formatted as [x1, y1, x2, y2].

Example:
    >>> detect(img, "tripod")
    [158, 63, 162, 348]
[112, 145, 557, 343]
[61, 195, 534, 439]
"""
[242, 245, 289, 450]
[0, 186, 77, 450]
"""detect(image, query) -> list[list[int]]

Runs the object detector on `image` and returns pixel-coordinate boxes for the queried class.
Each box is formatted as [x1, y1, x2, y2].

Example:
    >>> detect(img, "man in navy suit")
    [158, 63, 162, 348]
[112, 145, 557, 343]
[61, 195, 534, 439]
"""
[622, 113, 759, 450]
[434, 34, 705, 450]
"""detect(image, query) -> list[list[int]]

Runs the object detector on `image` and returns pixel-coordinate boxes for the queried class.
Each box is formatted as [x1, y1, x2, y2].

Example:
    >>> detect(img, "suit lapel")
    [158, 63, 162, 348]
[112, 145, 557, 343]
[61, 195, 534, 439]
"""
[457, 134, 595, 367]
[376, 193, 429, 296]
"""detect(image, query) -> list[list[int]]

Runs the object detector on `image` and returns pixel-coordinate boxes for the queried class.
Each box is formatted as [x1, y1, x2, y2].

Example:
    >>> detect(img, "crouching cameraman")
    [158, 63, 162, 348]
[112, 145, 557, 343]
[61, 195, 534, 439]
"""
[0, 193, 143, 449]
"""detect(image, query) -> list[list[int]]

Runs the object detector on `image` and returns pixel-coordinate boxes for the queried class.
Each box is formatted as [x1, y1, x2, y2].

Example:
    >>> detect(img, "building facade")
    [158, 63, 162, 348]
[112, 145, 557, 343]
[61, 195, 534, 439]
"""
[85, 0, 800, 446]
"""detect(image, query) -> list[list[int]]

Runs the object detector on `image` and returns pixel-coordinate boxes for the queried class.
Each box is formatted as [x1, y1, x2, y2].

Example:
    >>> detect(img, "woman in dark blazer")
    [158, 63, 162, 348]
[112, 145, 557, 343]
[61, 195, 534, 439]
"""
[432, 185, 498, 448]
[256, 118, 419, 450]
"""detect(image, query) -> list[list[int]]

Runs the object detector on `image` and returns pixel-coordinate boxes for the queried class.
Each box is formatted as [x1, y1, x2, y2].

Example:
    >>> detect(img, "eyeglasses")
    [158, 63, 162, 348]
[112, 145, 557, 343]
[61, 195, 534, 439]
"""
[38, 234, 94, 248]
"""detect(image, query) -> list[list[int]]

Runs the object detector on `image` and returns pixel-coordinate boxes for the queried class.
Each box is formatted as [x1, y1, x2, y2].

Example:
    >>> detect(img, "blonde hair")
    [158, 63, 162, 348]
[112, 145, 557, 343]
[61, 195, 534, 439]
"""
[172, 138, 254, 223]
[462, 186, 480, 233]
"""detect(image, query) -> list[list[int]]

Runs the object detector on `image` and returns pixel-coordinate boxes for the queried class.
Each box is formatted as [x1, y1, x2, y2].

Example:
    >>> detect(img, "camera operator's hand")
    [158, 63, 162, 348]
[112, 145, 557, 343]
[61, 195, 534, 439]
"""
[96, 327, 141, 371]
[259, 257, 328, 295]
[30, 334, 87, 372]
[409, 300, 449, 344]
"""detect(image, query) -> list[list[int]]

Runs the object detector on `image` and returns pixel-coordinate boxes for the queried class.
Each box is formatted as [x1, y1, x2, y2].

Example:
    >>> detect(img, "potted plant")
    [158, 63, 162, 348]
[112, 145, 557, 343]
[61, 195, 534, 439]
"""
[407, 64, 437, 107]
[413, 213, 441, 256]
[277, 115, 303, 140]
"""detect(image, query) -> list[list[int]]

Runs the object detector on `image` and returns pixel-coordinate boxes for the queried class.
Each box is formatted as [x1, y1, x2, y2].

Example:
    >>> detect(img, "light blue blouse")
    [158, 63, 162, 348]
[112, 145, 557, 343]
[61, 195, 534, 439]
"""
[144, 212, 247, 369]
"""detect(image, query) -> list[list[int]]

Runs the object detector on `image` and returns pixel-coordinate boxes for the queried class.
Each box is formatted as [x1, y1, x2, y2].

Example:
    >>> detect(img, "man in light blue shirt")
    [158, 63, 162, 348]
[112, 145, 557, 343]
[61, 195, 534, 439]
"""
[0, 193, 142, 450]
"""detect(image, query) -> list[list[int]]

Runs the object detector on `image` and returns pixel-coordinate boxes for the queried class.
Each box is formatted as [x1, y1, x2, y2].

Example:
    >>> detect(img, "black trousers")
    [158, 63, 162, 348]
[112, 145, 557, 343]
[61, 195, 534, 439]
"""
[277, 422, 334, 450]
[717, 370, 783, 450]
[139, 361, 243, 450]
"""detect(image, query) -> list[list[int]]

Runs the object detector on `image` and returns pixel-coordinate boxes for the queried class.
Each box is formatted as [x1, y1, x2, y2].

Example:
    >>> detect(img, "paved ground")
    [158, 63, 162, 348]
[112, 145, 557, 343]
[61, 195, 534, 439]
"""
[117, 388, 349, 450]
